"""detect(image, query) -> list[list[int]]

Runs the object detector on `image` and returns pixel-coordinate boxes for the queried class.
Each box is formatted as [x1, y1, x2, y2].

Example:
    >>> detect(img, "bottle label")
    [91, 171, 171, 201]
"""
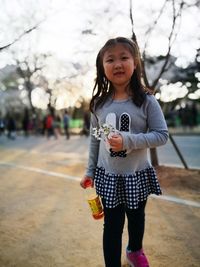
[88, 196, 103, 215]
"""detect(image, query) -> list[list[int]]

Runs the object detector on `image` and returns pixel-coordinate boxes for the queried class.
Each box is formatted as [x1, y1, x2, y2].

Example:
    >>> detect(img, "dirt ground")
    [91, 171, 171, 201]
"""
[0, 147, 200, 267]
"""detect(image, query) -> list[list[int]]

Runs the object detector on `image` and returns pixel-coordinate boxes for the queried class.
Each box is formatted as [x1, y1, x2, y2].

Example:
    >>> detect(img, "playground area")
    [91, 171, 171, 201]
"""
[0, 137, 199, 267]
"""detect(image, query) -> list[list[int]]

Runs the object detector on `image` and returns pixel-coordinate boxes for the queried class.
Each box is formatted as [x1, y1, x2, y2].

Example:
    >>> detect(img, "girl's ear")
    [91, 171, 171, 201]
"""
[134, 57, 139, 69]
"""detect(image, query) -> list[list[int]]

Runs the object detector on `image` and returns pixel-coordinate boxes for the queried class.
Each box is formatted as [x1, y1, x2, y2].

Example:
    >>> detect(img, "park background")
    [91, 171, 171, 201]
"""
[0, 0, 200, 134]
[0, 0, 200, 267]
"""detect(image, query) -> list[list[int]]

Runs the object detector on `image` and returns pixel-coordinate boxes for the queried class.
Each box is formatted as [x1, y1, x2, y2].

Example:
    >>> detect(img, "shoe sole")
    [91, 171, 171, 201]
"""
[126, 257, 135, 267]
[126, 257, 150, 267]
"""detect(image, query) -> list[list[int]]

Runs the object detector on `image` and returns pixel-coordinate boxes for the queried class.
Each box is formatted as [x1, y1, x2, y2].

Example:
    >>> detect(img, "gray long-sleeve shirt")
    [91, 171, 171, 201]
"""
[86, 94, 168, 178]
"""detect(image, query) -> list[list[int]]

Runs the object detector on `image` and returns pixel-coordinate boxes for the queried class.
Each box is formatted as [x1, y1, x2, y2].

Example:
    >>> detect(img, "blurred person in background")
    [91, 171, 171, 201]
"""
[0, 114, 5, 136]
[53, 115, 61, 139]
[82, 110, 90, 137]
[45, 112, 54, 139]
[22, 108, 30, 137]
[6, 113, 16, 140]
[63, 110, 70, 140]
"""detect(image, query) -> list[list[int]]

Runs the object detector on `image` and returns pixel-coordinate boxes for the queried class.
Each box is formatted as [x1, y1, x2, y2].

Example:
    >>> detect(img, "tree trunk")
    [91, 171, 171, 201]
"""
[150, 147, 159, 167]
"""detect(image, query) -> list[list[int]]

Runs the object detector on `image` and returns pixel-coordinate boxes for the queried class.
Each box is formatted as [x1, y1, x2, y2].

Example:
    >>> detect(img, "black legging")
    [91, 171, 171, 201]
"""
[102, 199, 147, 267]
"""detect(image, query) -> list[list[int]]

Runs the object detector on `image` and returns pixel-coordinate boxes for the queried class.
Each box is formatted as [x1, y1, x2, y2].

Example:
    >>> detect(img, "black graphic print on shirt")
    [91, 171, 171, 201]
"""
[105, 112, 131, 157]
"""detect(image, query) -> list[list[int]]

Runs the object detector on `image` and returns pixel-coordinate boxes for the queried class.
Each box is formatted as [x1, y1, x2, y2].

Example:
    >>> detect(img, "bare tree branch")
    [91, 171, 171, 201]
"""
[0, 21, 44, 52]
[128, 0, 185, 166]
[129, 0, 134, 37]
[142, 0, 169, 68]
[129, 0, 150, 87]
[183, 0, 200, 8]
[151, 0, 184, 89]
[0, 2, 64, 53]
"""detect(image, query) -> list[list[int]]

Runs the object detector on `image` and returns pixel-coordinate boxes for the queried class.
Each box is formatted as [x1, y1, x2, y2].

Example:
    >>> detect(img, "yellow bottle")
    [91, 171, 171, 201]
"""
[84, 179, 104, 220]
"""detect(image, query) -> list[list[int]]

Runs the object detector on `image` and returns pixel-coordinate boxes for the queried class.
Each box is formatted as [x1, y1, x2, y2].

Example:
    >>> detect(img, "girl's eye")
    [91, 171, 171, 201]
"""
[122, 56, 129, 60]
[105, 59, 113, 63]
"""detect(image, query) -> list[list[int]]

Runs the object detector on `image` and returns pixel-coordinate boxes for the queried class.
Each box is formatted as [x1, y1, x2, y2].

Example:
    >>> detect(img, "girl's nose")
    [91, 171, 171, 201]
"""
[114, 60, 122, 69]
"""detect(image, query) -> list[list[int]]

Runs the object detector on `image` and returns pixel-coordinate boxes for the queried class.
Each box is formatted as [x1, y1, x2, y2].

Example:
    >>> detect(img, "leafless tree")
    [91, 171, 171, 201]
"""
[15, 53, 50, 111]
[129, 0, 198, 166]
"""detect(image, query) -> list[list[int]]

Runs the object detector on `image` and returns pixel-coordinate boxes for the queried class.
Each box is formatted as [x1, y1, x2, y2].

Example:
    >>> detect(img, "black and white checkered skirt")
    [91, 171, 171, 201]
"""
[94, 166, 162, 209]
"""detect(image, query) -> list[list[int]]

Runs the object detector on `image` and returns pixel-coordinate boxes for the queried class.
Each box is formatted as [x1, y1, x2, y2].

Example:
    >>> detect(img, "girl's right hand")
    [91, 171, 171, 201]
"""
[80, 176, 94, 188]
[108, 133, 123, 152]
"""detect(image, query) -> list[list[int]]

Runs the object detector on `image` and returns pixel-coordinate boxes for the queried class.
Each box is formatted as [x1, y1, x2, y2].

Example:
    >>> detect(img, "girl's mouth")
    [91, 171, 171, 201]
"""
[114, 72, 124, 76]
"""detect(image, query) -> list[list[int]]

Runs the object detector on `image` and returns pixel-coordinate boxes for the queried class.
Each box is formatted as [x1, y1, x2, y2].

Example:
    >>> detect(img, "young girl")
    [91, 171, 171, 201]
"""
[80, 37, 168, 267]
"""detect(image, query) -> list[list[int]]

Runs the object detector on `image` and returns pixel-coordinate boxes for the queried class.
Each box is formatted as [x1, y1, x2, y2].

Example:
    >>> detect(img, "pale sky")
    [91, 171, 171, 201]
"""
[1, 0, 199, 65]
[35, 0, 199, 66]
[0, 0, 199, 107]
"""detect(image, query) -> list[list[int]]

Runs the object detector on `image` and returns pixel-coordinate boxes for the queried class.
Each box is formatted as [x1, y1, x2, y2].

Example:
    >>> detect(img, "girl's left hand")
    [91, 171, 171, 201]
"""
[108, 134, 123, 152]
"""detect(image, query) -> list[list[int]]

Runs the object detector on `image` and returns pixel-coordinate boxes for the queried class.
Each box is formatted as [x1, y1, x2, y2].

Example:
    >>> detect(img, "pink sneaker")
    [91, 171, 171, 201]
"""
[126, 248, 150, 267]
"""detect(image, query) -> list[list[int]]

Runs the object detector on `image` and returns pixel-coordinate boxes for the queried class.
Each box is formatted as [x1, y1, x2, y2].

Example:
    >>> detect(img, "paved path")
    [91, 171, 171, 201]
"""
[0, 134, 200, 267]
[0, 134, 199, 169]
[158, 135, 200, 169]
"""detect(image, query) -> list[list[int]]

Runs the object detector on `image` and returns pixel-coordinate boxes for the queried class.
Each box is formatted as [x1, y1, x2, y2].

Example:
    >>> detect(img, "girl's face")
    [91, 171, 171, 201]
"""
[102, 43, 135, 89]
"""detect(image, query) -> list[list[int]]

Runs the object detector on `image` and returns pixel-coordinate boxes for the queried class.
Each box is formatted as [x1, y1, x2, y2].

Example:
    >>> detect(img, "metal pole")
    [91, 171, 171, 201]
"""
[169, 133, 189, 169]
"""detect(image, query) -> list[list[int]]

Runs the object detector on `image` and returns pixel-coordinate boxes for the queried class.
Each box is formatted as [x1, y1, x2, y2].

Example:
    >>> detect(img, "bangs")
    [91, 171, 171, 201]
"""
[100, 37, 139, 59]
